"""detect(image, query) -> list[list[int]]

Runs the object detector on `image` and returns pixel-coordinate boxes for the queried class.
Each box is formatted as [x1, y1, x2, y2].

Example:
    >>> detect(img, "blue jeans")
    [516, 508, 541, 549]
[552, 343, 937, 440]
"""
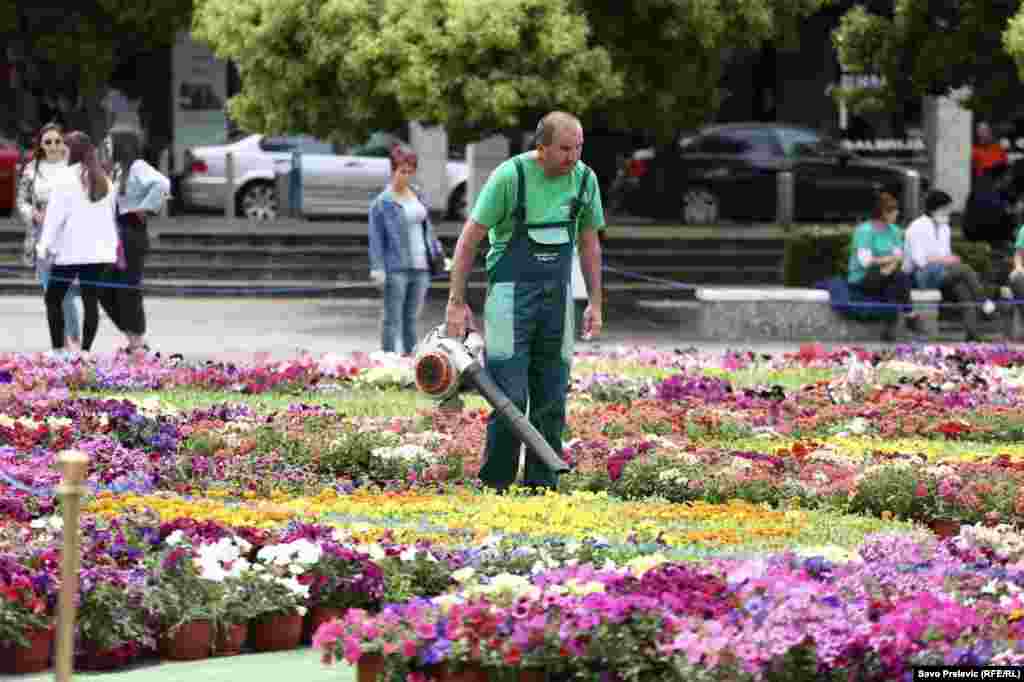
[38, 266, 81, 342]
[381, 269, 430, 354]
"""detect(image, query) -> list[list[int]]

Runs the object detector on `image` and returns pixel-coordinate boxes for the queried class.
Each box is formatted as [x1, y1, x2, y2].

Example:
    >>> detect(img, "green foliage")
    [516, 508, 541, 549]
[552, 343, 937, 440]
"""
[577, 0, 831, 141]
[193, 0, 622, 145]
[835, 1, 1024, 119]
[315, 428, 399, 478]
[10, 2, 192, 97]
[846, 463, 927, 522]
[192, 0, 830, 144]
[78, 580, 150, 653]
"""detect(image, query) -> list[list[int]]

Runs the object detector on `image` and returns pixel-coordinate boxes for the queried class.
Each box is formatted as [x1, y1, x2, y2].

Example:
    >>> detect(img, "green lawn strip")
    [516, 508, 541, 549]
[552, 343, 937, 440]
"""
[15, 648, 352, 682]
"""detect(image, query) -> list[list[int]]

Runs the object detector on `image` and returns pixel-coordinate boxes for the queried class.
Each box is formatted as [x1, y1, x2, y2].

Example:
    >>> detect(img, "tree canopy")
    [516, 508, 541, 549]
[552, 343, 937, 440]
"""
[833, 0, 1024, 121]
[193, 0, 832, 145]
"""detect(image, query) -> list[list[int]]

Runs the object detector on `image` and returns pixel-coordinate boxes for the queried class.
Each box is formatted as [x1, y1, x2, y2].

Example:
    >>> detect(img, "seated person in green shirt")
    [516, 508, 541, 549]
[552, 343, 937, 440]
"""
[847, 192, 926, 342]
[1006, 223, 1024, 308]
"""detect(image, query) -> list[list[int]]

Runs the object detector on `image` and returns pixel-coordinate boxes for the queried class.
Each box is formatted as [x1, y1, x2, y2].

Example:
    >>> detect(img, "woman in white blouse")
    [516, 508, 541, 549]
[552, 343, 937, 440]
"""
[108, 131, 170, 354]
[16, 123, 82, 350]
[35, 131, 122, 355]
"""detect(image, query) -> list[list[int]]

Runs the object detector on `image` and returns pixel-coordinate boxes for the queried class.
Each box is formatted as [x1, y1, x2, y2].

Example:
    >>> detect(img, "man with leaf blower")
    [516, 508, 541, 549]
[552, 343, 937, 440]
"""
[444, 111, 606, 492]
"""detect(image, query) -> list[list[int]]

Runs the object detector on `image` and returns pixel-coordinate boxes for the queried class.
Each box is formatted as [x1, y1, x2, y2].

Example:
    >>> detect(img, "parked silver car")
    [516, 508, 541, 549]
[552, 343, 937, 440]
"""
[180, 132, 469, 220]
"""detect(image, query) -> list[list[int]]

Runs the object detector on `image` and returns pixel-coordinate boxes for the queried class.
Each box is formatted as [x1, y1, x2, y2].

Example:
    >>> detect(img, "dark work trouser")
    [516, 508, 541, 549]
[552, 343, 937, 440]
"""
[112, 213, 150, 336]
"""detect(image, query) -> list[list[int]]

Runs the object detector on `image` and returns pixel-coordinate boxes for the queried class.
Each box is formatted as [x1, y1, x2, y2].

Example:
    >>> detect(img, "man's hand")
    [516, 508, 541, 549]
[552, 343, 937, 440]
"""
[945, 255, 961, 266]
[879, 262, 897, 276]
[445, 301, 473, 339]
[369, 270, 385, 287]
[581, 303, 603, 340]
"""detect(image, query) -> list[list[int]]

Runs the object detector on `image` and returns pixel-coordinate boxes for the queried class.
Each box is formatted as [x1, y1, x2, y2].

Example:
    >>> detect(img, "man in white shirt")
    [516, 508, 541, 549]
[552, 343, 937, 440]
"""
[904, 189, 995, 342]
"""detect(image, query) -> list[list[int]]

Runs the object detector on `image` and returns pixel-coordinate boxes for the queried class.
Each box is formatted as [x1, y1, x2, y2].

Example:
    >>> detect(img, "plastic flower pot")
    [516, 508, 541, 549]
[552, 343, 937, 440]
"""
[159, 620, 212, 661]
[213, 623, 247, 657]
[249, 612, 303, 652]
[76, 642, 138, 671]
[0, 627, 53, 673]
[357, 654, 386, 682]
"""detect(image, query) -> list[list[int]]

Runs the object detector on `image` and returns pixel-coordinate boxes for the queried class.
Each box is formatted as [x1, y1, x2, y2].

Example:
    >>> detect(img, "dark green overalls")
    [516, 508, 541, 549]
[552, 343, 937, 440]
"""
[479, 157, 591, 490]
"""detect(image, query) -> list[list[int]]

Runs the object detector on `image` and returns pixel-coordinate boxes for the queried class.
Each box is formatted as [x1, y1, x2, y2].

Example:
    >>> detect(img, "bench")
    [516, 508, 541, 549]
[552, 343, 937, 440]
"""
[695, 287, 942, 342]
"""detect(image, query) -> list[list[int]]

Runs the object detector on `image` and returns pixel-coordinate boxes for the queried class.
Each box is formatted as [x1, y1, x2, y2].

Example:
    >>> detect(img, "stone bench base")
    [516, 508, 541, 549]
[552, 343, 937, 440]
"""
[695, 287, 942, 342]
[1000, 287, 1024, 339]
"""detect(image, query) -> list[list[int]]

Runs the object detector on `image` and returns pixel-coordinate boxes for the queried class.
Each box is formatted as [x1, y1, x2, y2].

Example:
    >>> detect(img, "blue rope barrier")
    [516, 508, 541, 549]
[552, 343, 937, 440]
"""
[0, 264, 1021, 309]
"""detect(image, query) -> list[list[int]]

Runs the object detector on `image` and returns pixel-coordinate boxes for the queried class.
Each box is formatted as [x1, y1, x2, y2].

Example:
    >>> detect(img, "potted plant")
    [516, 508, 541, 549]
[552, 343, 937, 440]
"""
[75, 568, 150, 670]
[142, 541, 220, 661]
[242, 538, 322, 651]
[191, 534, 256, 656]
[305, 542, 384, 639]
[0, 572, 53, 673]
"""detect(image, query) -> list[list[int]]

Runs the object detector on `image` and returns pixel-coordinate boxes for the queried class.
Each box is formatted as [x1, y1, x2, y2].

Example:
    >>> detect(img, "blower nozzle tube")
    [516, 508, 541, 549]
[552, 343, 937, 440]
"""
[462, 363, 570, 474]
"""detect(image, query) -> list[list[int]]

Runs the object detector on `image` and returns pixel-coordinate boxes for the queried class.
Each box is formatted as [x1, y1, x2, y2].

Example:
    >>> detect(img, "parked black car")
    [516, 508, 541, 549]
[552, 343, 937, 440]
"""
[613, 122, 926, 223]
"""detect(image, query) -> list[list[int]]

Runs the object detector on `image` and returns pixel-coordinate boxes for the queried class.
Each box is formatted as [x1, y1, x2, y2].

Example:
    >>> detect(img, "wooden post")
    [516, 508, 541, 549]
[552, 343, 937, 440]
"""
[53, 449, 90, 682]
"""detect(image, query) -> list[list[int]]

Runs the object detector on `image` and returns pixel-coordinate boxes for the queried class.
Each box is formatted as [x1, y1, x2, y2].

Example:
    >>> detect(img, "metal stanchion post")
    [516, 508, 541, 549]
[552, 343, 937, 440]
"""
[54, 449, 90, 682]
[275, 169, 291, 220]
[903, 169, 920, 221]
[225, 151, 236, 223]
[776, 171, 794, 226]
[289, 151, 302, 217]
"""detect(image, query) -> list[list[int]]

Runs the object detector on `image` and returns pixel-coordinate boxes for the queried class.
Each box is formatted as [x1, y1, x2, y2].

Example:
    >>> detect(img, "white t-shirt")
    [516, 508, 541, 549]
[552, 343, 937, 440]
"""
[903, 214, 952, 272]
[398, 194, 429, 271]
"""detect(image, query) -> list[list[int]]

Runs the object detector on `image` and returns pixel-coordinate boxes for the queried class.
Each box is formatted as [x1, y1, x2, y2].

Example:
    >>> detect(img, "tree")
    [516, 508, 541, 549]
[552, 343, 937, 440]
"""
[193, 0, 623, 146]
[574, 0, 834, 141]
[833, 0, 1024, 121]
[193, 0, 832, 145]
[4, 0, 192, 139]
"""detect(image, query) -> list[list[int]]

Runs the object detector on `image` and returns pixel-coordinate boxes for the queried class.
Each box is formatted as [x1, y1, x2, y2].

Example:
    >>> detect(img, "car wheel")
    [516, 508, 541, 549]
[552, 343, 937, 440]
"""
[237, 181, 278, 221]
[681, 187, 720, 225]
[447, 183, 467, 222]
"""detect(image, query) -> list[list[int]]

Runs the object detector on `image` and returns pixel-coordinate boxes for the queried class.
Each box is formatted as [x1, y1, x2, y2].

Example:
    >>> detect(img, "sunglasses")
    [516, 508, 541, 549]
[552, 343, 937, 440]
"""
[41, 138, 63, 146]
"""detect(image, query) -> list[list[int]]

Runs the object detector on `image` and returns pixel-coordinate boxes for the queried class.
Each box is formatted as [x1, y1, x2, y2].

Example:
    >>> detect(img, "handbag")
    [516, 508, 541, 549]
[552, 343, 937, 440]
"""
[422, 222, 446, 277]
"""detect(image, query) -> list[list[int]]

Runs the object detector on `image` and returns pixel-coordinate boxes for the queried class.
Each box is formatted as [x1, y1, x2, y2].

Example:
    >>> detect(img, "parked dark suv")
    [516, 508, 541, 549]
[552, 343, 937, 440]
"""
[614, 123, 926, 223]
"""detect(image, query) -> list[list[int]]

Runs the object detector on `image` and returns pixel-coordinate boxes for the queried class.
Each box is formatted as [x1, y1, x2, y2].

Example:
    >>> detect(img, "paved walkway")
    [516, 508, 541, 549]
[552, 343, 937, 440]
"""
[10, 647, 354, 682]
[0, 293, 923, 360]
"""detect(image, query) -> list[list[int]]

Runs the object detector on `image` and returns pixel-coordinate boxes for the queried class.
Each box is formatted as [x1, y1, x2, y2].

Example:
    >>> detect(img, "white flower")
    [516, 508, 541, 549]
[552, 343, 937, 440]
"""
[165, 530, 186, 547]
[399, 548, 419, 562]
[451, 567, 476, 583]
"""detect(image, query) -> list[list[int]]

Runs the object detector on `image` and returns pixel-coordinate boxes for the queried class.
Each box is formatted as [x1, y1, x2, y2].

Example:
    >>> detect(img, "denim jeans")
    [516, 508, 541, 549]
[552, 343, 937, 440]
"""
[381, 269, 430, 354]
[38, 265, 81, 341]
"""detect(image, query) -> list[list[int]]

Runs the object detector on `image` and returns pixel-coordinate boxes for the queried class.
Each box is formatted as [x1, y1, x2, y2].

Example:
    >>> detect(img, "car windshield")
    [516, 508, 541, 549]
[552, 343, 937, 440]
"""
[777, 128, 843, 158]
[348, 132, 403, 157]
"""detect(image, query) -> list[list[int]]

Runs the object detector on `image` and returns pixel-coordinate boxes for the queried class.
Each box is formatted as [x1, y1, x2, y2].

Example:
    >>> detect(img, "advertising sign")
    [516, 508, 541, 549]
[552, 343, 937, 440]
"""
[171, 31, 227, 172]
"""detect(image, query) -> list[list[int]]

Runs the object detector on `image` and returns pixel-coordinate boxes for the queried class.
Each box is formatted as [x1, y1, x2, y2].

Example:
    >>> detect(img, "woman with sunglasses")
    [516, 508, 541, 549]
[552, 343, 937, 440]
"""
[35, 131, 121, 357]
[16, 122, 82, 351]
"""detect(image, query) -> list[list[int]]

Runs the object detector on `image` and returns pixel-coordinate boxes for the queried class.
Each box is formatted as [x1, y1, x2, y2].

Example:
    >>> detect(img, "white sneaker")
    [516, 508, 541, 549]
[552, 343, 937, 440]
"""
[45, 349, 72, 362]
[982, 299, 996, 317]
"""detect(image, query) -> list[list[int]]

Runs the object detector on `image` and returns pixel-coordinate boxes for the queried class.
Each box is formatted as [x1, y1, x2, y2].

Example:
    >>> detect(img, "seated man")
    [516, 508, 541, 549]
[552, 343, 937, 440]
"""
[904, 190, 995, 342]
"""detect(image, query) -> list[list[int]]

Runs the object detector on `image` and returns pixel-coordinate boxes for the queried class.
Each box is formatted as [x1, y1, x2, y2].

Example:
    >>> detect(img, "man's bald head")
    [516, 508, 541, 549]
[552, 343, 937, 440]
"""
[536, 111, 582, 147]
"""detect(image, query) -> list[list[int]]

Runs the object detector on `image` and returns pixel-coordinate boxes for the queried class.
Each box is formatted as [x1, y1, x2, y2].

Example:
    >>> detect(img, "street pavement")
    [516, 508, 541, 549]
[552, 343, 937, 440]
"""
[0, 292, 944, 361]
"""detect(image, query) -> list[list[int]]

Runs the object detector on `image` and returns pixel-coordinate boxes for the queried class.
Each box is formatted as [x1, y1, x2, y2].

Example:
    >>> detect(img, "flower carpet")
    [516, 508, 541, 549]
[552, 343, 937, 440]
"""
[3, 344, 1024, 679]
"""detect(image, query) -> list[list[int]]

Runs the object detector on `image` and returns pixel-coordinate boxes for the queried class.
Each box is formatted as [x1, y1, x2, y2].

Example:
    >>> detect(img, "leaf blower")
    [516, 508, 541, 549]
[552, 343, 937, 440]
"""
[413, 323, 570, 474]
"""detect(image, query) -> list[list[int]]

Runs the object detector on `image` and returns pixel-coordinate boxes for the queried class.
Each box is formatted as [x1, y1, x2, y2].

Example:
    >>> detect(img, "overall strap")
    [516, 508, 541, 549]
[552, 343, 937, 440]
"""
[511, 157, 527, 224]
[568, 166, 592, 246]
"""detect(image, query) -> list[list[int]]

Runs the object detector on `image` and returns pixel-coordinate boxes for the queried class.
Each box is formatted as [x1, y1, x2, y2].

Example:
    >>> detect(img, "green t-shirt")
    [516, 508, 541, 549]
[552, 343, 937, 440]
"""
[847, 221, 904, 285]
[470, 152, 605, 272]
[1015, 224, 1024, 251]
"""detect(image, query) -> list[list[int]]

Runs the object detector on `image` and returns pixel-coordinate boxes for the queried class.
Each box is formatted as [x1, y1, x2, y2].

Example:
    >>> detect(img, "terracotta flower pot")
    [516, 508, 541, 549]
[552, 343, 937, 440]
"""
[928, 518, 961, 539]
[0, 627, 53, 674]
[213, 622, 247, 657]
[159, 620, 212, 661]
[438, 664, 490, 682]
[519, 670, 547, 682]
[249, 612, 303, 652]
[358, 654, 386, 682]
[304, 605, 345, 643]
[76, 642, 138, 671]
